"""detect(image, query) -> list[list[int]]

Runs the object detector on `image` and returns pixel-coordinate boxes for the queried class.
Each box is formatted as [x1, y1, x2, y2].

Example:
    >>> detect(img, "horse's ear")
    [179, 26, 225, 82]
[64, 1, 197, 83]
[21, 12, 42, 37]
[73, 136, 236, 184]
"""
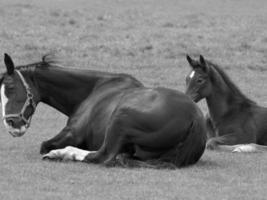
[186, 55, 197, 68]
[199, 55, 206, 65]
[4, 53, 15, 75]
[199, 55, 209, 73]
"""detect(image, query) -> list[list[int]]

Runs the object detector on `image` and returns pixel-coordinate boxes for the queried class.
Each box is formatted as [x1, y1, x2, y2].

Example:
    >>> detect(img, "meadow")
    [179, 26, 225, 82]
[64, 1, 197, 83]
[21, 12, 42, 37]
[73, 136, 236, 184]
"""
[1, 0, 267, 199]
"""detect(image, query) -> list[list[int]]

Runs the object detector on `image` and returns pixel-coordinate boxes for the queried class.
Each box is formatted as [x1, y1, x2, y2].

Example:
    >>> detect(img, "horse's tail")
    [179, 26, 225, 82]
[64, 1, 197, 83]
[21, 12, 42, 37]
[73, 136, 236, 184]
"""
[162, 116, 207, 167]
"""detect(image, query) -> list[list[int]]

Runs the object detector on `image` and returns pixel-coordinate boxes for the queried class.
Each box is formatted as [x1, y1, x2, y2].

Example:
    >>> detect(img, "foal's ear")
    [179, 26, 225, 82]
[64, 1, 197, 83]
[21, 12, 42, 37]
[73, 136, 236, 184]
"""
[199, 55, 209, 73]
[186, 55, 198, 68]
[4, 53, 15, 75]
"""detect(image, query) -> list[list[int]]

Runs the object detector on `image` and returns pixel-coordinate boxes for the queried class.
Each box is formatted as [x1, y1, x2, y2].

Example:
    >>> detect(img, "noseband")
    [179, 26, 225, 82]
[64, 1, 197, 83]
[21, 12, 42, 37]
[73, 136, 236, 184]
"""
[3, 70, 36, 128]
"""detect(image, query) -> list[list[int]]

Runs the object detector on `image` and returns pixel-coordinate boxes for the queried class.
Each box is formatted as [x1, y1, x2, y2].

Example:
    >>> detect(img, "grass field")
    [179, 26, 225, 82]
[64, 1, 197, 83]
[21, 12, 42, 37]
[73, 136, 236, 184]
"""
[1, 0, 267, 199]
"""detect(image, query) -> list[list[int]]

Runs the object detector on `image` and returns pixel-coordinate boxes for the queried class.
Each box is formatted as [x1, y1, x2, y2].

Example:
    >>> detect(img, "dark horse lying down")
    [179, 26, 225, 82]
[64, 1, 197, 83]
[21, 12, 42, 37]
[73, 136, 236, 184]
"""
[0, 54, 206, 168]
[185, 55, 267, 152]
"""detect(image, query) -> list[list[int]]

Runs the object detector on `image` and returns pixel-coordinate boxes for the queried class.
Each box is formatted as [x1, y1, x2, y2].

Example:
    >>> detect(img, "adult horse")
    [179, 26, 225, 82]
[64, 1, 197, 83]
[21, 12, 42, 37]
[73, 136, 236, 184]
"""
[1, 53, 206, 168]
[185, 55, 267, 153]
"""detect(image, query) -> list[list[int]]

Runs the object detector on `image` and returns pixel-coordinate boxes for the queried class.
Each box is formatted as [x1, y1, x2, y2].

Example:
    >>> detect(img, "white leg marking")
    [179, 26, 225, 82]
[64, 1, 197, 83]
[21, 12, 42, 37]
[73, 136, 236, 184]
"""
[232, 144, 258, 153]
[43, 146, 95, 161]
[189, 70, 195, 79]
[1, 84, 9, 128]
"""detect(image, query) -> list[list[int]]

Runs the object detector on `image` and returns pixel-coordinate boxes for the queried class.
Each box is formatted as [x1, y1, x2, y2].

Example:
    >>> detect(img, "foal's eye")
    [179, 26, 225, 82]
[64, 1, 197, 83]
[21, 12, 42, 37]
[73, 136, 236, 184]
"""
[186, 76, 189, 83]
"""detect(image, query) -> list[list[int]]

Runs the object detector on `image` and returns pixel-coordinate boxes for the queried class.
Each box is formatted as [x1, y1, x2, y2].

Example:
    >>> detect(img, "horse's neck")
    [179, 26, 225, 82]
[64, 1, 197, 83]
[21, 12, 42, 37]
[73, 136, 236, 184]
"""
[34, 66, 101, 116]
[205, 65, 254, 127]
[206, 91, 229, 124]
[205, 77, 235, 125]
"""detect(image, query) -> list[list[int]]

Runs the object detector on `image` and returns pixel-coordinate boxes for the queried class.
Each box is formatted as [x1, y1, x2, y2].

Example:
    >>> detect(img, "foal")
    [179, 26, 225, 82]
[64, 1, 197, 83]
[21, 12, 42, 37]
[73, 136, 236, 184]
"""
[185, 55, 267, 153]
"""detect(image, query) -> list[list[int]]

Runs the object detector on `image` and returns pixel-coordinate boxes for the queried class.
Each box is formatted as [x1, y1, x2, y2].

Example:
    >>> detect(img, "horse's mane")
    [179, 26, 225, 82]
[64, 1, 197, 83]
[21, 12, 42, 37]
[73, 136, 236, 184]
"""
[207, 60, 256, 105]
[16, 54, 59, 71]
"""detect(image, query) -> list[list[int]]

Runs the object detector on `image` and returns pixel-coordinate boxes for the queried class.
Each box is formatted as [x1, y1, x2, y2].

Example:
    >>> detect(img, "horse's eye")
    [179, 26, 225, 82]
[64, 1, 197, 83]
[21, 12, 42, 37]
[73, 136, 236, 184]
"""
[197, 79, 205, 84]
[5, 85, 15, 93]
[6, 84, 14, 89]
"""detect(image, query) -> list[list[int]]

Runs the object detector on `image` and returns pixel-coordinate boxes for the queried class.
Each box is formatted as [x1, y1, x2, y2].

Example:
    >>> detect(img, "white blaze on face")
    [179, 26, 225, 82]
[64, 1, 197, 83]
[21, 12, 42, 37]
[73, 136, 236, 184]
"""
[0, 79, 28, 137]
[189, 70, 195, 79]
[1, 84, 8, 128]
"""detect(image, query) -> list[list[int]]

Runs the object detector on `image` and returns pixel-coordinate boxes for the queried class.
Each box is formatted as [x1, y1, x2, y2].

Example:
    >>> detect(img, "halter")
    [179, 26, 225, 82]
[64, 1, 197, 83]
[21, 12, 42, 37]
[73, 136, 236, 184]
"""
[3, 70, 36, 128]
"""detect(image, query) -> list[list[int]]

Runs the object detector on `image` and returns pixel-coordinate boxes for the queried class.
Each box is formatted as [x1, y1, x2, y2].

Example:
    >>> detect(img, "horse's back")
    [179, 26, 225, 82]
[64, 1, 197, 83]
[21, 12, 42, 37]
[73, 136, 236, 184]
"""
[117, 87, 201, 126]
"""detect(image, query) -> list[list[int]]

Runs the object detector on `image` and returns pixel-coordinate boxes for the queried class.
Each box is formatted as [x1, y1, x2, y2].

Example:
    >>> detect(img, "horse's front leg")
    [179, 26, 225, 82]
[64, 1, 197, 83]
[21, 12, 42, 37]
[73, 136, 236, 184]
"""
[43, 146, 94, 161]
[206, 130, 261, 153]
[232, 144, 267, 153]
[205, 113, 217, 139]
[40, 126, 84, 154]
[83, 118, 127, 166]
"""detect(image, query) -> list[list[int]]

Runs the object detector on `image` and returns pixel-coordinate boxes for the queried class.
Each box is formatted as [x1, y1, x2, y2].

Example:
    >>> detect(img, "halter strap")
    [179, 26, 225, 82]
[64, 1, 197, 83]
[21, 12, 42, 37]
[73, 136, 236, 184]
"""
[16, 70, 31, 95]
[3, 70, 36, 128]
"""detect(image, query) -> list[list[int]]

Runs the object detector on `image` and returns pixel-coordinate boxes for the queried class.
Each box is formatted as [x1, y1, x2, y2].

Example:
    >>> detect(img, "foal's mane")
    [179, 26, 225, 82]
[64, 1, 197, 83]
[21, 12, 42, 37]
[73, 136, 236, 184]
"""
[207, 60, 255, 105]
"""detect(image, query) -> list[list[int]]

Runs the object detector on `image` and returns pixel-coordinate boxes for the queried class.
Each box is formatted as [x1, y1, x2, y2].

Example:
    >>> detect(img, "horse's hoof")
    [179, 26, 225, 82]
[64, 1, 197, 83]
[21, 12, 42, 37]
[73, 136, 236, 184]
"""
[40, 142, 51, 154]
[115, 154, 129, 167]
[206, 143, 216, 150]
[103, 159, 117, 168]
[42, 154, 57, 161]
[232, 148, 242, 153]
[232, 144, 258, 153]
[83, 153, 99, 163]
[42, 155, 55, 160]
[206, 139, 218, 150]
[42, 150, 64, 161]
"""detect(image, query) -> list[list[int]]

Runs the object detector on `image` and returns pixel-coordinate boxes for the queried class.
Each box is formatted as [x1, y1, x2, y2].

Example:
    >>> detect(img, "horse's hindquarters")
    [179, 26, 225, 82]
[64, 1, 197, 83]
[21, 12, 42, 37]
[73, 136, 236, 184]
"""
[109, 88, 207, 166]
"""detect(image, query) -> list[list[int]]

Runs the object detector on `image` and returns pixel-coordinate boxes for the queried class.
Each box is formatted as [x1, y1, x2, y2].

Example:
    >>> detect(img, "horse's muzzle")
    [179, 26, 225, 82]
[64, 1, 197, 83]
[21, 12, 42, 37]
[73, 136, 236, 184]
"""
[7, 126, 27, 137]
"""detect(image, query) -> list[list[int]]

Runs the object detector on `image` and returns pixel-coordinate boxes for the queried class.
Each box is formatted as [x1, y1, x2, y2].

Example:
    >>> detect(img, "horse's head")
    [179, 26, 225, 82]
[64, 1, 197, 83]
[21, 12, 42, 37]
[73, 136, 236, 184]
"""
[1, 54, 37, 137]
[185, 55, 212, 102]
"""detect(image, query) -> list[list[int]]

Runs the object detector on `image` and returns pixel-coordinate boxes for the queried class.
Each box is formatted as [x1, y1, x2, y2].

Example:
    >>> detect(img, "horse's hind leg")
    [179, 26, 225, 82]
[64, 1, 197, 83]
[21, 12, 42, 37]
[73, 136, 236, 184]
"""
[83, 119, 127, 166]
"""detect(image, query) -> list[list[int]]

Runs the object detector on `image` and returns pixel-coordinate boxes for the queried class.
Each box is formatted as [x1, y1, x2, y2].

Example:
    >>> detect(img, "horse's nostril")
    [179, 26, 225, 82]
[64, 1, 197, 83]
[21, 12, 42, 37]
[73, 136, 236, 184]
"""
[6, 119, 14, 127]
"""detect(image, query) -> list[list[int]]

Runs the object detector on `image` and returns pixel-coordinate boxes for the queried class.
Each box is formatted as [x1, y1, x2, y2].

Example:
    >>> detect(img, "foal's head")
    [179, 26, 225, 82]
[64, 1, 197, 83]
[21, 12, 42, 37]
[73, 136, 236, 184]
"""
[1, 54, 38, 137]
[185, 55, 212, 102]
